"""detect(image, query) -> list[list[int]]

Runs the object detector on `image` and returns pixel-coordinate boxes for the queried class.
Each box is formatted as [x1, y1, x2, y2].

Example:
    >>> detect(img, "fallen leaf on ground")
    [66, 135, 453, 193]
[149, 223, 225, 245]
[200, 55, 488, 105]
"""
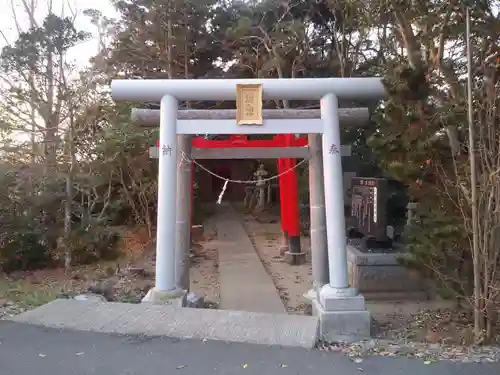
[242, 364, 248, 369]
[424, 360, 432, 365]
[176, 365, 187, 369]
[357, 368, 364, 372]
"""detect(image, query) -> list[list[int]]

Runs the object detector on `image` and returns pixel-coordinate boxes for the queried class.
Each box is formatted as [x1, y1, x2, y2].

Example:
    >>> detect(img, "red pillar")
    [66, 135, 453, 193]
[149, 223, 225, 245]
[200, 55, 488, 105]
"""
[190, 161, 194, 230]
[283, 134, 304, 264]
[278, 158, 289, 254]
[284, 135, 301, 237]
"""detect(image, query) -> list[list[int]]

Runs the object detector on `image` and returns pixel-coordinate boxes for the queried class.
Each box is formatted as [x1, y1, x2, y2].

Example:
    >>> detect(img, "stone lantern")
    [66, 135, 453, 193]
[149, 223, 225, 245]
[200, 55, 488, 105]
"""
[254, 163, 268, 211]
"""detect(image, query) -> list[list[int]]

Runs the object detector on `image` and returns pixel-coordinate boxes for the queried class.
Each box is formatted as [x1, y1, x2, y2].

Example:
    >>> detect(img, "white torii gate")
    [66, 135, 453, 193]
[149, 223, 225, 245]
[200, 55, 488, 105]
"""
[132, 106, 368, 302]
[111, 78, 386, 339]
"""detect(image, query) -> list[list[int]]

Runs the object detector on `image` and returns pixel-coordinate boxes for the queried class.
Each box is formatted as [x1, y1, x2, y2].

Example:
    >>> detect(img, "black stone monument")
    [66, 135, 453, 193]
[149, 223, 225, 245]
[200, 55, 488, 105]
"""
[349, 177, 392, 249]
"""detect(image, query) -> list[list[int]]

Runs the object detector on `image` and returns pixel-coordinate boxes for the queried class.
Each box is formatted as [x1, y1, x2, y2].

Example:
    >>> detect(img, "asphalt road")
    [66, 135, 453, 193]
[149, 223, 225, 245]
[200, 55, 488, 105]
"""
[0, 321, 499, 375]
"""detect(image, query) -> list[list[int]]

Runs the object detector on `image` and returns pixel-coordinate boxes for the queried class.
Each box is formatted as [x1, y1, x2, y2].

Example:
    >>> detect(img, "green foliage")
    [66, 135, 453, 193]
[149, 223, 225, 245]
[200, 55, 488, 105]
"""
[0, 280, 60, 308]
[0, 168, 61, 272]
[68, 227, 121, 265]
[368, 3, 500, 325]
[401, 207, 472, 297]
[1, 13, 90, 93]
[0, 163, 123, 272]
[0, 233, 50, 273]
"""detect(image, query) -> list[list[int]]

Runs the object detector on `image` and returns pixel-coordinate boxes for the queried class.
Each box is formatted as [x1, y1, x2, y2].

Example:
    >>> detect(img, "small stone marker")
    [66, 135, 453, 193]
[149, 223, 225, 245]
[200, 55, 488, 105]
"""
[73, 293, 108, 302]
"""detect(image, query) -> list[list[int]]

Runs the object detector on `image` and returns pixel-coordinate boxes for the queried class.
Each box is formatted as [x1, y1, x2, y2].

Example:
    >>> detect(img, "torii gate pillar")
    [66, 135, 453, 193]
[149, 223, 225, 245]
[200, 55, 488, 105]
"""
[278, 135, 304, 265]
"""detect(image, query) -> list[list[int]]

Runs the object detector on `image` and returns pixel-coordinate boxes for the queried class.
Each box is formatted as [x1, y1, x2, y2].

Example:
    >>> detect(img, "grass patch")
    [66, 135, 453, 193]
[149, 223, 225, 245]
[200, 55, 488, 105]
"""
[0, 279, 60, 308]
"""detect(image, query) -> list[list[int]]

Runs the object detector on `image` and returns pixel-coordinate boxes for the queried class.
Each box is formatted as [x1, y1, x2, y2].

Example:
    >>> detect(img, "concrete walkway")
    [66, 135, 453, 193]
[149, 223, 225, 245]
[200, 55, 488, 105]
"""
[214, 203, 287, 314]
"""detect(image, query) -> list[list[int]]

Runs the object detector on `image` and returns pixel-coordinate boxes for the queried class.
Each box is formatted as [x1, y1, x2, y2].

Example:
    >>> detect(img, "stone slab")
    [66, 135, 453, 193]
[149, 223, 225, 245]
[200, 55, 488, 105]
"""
[215, 203, 287, 314]
[10, 299, 319, 348]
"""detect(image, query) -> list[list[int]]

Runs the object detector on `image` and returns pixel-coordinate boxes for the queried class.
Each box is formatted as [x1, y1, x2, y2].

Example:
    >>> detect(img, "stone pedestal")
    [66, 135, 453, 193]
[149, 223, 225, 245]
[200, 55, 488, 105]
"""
[312, 285, 371, 340]
[284, 250, 307, 265]
[191, 224, 204, 242]
[347, 244, 428, 300]
[141, 287, 187, 307]
[255, 186, 266, 211]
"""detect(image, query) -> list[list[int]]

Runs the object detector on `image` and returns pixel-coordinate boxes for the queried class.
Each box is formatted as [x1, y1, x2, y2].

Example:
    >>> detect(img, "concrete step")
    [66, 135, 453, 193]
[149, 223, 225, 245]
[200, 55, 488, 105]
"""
[11, 299, 319, 348]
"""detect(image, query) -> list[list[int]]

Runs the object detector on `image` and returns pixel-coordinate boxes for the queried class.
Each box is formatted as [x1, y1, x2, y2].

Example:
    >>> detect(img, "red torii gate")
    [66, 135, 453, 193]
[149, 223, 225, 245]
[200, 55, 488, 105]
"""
[155, 134, 303, 255]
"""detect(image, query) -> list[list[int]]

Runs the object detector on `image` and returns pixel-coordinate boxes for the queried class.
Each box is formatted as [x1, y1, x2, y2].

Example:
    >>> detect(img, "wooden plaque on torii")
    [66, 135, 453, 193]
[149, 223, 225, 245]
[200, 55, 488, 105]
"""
[236, 84, 263, 125]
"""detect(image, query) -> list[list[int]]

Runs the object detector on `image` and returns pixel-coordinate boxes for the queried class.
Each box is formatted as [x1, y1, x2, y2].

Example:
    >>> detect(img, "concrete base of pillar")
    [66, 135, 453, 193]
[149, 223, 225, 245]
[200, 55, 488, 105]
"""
[141, 287, 187, 307]
[284, 251, 307, 265]
[279, 230, 289, 256]
[302, 288, 317, 301]
[279, 245, 289, 256]
[284, 235, 305, 264]
[191, 225, 204, 242]
[312, 285, 371, 341]
[185, 292, 205, 308]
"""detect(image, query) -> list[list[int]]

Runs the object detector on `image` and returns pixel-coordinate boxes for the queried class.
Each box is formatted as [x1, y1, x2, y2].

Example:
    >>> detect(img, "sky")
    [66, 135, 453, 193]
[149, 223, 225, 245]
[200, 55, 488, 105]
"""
[0, 0, 118, 68]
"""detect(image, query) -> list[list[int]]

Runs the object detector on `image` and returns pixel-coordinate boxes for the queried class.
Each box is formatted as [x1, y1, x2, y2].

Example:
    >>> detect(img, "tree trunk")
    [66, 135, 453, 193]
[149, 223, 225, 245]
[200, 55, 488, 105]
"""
[64, 114, 75, 269]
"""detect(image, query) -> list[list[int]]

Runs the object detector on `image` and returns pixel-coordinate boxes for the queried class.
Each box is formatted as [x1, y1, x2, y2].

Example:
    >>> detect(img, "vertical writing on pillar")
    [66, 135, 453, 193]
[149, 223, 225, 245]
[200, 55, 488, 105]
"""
[162, 144, 172, 157]
[328, 144, 339, 155]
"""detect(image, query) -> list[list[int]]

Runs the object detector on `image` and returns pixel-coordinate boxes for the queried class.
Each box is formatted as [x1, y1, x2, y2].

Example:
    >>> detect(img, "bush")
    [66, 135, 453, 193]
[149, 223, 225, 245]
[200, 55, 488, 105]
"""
[401, 205, 473, 299]
[0, 231, 52, 273]
[67, 226, 122, 265]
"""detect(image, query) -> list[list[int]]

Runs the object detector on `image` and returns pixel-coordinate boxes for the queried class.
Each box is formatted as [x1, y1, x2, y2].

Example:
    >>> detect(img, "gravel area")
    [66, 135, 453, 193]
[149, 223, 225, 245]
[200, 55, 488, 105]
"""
[0, 300, 26, 320]
[318, 339, 500, 363]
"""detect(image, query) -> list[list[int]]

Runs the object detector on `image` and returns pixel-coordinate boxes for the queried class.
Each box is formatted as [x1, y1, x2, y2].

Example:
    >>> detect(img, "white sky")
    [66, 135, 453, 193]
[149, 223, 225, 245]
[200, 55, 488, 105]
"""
[0, 0, 118, 68]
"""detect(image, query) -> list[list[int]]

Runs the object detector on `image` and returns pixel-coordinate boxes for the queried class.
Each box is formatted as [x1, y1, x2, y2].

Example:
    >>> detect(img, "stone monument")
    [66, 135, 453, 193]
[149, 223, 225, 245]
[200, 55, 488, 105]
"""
[347, 177, 428, 300]
[349, 177, 391, 248]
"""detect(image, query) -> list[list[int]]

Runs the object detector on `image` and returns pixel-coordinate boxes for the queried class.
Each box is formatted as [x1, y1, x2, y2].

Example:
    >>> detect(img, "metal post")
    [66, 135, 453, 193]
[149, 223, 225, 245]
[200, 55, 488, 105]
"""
[155, 95, 178, 292]
[175, 135, 192, 291]
[320, 94, 350, 293]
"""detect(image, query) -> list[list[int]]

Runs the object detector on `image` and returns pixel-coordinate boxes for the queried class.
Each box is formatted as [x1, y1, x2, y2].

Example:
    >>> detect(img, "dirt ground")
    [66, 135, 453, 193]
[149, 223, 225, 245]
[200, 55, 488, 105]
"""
[189, 217, 220, 308]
